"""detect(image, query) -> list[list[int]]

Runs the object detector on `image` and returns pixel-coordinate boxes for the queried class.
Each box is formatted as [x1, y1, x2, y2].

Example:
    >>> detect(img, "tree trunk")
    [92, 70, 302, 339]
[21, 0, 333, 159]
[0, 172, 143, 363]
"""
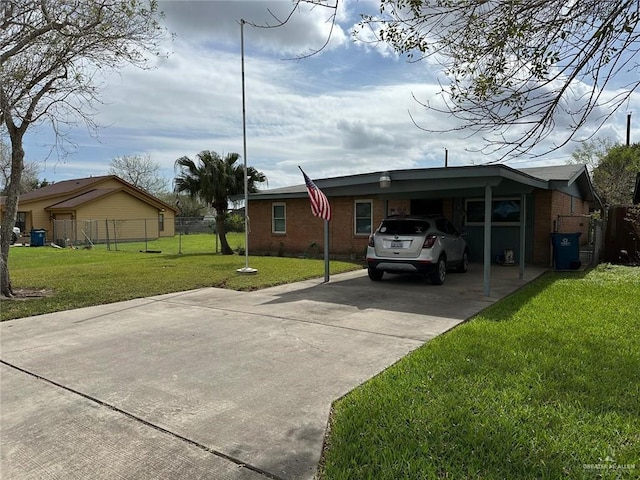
[216, 209, 233, 255]
[0, 255, 12, 298]
[0, 128, 25, 298]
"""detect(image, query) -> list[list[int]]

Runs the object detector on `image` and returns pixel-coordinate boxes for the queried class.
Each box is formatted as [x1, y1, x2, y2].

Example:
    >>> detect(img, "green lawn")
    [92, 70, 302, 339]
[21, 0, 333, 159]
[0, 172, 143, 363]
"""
[1, 233, 362, 321]
[319, 265, 640, 479]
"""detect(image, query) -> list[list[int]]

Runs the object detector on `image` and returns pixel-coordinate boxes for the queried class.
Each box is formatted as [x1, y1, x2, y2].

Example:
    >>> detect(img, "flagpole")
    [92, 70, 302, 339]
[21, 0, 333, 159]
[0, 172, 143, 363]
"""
[237, 18, 257, 275]
[298, 166, 331, 283]
[324, 219, 330, 283]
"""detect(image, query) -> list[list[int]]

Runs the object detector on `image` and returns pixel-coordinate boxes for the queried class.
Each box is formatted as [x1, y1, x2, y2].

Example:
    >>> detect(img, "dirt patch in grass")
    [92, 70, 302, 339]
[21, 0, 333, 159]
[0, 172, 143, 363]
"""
[2, 288, 55, 300]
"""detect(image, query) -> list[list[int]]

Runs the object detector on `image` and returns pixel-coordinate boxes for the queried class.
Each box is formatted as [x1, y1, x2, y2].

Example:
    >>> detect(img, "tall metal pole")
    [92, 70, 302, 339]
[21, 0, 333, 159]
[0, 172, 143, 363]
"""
[238, 19, 257, 274]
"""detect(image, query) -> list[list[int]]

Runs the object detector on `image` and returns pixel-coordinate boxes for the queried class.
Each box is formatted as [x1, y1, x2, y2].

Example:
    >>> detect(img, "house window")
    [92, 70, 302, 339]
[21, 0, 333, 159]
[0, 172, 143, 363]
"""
[355, 200, 373, 235]
[272, 203, 286, 233]
[465, 198, 521, 225]
[158, 213, 165, 232]
[16, 212, 26, 232]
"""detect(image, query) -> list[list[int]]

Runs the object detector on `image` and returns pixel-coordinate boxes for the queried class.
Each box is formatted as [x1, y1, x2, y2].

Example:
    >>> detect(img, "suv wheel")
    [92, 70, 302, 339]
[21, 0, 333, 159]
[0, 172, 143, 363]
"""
[10, 232, 17, 245]
[457, 250, 469, 273]
[368, 267, 384, 281]
[430, 256, 446, 285]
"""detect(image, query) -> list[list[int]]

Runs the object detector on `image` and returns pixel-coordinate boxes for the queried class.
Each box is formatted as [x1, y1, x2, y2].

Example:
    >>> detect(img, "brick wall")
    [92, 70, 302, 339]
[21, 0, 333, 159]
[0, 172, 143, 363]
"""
[250, 191, 590, 264]
[532, 190, 590, 265]
[248, 196, 389, 258]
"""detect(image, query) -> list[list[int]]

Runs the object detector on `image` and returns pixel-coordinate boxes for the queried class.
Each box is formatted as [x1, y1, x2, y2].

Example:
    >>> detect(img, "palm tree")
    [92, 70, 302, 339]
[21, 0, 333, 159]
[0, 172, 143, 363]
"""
[174, 151, 266, 255]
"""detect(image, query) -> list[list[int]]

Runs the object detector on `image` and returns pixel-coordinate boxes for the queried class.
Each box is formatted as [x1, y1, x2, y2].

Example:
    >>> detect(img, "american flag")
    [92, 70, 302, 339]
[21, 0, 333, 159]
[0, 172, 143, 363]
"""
[300, 167, 331, 222]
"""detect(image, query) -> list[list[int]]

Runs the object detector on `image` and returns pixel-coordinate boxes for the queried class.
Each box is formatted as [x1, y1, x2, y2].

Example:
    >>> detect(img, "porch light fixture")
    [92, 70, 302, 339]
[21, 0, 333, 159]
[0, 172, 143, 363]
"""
[379, 172, 391, 188]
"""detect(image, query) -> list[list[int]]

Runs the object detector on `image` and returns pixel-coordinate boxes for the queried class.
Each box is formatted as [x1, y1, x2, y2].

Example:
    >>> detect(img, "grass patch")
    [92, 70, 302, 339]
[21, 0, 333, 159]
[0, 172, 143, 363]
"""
[1, 233, 362, 321]
[319, 265, 640, 479]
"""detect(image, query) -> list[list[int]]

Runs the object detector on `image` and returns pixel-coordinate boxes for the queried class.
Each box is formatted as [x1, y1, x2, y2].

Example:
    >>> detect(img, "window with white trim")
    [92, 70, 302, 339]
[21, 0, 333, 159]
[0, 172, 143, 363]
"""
[272, 203, 286, 233]
[354, 200, 373, 235]
[465, 198, 521, 225]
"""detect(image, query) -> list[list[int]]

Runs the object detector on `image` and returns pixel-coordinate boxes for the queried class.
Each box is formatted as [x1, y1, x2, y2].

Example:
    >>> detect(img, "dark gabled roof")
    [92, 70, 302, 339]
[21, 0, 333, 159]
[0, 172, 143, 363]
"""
[244, 164, 599, 204]
[519, 164, 584, 182]
[521, 163, 600, 205]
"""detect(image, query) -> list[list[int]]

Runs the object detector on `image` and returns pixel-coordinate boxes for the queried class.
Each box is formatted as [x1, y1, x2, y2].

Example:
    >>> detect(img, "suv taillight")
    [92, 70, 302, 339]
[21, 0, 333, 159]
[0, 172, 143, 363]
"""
[368, 234, 375, 247]
[423, 235, 437, 248]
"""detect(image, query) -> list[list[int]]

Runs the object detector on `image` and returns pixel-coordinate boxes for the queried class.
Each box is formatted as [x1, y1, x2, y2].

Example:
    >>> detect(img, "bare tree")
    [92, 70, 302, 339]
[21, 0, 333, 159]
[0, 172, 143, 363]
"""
[569, 138, 617, 172]
[0, 0, 167, 297]
[109, 154, 168, 195]
[0, 138, 41, 194]
[356, 0, 640, 160]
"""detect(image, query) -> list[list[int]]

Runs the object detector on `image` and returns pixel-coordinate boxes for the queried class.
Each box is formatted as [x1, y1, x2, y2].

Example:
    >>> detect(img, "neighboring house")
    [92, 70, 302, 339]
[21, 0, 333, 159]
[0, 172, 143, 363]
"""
[0, 175, 176, 245]
[245, 164, 599, 266]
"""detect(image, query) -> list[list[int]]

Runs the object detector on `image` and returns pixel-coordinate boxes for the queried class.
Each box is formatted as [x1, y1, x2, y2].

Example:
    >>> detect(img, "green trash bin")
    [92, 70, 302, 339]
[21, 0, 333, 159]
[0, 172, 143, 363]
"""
[550, 232, 581, 270]
[30, 229, 46, 247]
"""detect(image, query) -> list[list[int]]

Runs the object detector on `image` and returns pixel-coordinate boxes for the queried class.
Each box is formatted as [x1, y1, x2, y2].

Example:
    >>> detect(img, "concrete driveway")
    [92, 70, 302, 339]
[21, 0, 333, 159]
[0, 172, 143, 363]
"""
[1, 265, 546, 480]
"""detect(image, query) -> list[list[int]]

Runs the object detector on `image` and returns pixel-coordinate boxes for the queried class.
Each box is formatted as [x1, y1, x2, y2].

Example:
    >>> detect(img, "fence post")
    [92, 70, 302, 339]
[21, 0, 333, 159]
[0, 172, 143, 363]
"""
[105, 219, 110, 250]
[112, 219, 118, 250]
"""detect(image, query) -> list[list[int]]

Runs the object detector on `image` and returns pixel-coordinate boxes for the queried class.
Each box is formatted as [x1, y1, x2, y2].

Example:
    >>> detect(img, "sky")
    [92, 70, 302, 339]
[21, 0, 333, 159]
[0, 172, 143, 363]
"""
[21, 0, 640, 190]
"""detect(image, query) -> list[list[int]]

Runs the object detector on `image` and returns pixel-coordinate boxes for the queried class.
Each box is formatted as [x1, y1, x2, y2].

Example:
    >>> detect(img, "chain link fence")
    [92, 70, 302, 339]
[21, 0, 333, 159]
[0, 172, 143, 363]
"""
[44, 217, 244, 254]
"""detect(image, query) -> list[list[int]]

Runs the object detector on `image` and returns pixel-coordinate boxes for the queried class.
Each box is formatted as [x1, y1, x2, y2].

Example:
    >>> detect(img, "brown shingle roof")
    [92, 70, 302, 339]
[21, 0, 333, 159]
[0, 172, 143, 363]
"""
[1, 175, 177, 212]
[18, 176, 112, 202]
[47, 188, 120, 209]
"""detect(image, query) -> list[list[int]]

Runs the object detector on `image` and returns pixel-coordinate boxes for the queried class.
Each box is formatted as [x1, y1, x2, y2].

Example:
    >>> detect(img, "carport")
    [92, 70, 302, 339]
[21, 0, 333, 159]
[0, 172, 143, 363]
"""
[309, 165, 547, 296]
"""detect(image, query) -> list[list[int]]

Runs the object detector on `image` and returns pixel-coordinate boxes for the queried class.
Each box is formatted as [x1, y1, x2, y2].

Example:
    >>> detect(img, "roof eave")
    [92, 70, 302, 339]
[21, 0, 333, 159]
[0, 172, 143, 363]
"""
[245, 165, 549, 200]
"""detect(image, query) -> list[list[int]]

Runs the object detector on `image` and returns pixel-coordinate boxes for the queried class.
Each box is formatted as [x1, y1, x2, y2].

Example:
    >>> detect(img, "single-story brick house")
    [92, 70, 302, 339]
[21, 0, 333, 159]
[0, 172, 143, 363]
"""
[244, 164, 599, 268]
[0, 175, 177, 244]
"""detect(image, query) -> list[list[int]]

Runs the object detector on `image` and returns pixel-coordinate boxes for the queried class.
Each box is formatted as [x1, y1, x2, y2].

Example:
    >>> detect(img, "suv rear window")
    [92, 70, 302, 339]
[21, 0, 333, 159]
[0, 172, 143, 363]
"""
[378, 220, 430, 235]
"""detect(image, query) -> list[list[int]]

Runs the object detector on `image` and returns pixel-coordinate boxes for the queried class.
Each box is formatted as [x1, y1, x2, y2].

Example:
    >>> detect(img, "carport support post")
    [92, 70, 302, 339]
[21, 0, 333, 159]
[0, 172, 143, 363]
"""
[519, 193, 526, 280]
[483, 185, 492, 296]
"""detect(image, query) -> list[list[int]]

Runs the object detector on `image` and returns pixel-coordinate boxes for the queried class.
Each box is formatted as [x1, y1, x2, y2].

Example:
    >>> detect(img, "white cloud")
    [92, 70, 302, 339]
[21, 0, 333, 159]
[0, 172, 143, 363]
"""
[159, 0, 348, 56]
[22, 0, 640, 189]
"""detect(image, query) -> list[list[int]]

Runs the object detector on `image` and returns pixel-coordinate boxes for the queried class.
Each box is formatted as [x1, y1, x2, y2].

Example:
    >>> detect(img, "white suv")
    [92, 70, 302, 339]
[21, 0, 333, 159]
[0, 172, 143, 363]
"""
[1, 226, 21, 244]
[366, 215, 468, 285]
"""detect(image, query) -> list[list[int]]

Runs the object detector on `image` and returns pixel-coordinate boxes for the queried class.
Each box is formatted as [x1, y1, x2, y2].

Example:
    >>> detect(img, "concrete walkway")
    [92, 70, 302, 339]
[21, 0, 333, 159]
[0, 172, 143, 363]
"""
[0, 265, 546, 479]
